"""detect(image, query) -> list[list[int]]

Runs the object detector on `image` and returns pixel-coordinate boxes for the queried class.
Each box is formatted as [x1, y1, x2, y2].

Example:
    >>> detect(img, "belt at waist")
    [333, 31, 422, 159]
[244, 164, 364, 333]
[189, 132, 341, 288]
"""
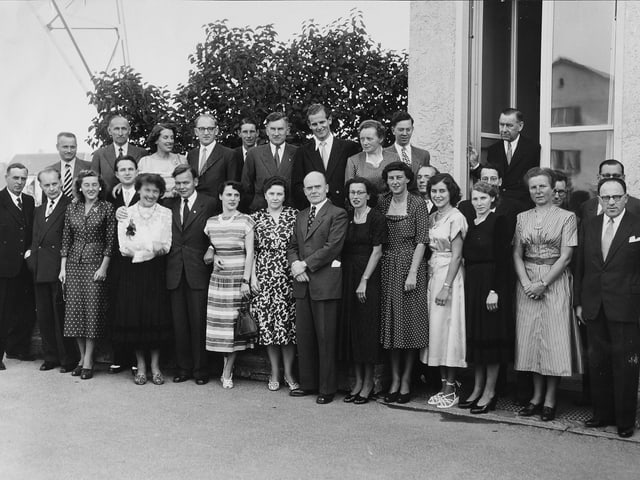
[524, 257, 558, 265]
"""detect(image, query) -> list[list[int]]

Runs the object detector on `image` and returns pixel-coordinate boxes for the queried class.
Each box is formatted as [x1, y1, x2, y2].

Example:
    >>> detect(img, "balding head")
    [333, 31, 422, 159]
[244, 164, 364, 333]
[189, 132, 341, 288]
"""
[303, 171, 328, 205]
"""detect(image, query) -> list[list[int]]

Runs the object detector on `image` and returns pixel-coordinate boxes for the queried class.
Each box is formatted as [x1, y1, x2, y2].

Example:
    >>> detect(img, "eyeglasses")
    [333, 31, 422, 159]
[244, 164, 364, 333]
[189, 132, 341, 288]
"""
[196, 127, 216, 133]
[599, 173, 623, 179]
[553, 189, 567, 196]
[599, 195, 625, 203]
[349, 191, 368, 196]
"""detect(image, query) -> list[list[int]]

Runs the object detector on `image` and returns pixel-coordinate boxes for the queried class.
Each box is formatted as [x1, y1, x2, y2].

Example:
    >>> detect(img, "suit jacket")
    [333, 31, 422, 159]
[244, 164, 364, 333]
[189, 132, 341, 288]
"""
[383, 144, 430, 173]
[46, 158, 92, 178]
[0, 189, 35, 278]
[90, 144, 147, 196]
[165, 193, 217, 290]
[287, 200, 348, 301]
[187, 143, 241, 210]
[291, 137, 360, 210]
[27, 195, 71, 283]
[241, 143, 298, 211]
[579, 195, 640, 224]
[475, 136, 540, 210]
[233, 146, 245, 169]
[575, 212, 640, 323]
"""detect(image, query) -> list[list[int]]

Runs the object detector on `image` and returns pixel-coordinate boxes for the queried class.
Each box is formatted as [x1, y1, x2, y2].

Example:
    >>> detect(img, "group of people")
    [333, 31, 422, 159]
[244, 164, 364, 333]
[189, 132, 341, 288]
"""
[0, 105, 638, 439]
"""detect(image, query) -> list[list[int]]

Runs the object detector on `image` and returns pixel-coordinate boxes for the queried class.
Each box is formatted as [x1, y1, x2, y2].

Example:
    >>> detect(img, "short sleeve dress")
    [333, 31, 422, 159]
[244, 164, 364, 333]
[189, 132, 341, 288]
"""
[204, 213, 255, 353]
[338, 208, 387, 363]
[513, 206, 582, 376]
[250, 207, 297, 346]
[421, 208, 468, 368]
[378, 194, 429, 349]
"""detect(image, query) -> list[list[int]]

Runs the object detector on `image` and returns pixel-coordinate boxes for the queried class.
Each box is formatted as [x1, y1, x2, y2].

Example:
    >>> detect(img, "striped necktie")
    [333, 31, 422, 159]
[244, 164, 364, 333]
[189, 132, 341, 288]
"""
[63, 164, 73, 198]
[307, 205, 316, 232]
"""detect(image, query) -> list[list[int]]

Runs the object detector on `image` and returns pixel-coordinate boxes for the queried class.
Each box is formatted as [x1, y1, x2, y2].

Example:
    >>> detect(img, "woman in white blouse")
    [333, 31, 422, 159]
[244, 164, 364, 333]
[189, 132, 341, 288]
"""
[113, 173, 173, 386]
[138, 123, 186, 198]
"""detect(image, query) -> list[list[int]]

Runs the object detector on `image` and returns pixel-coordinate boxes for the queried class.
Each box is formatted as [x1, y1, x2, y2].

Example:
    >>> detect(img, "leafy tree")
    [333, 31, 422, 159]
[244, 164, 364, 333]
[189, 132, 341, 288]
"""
[86, 66, 175, 150]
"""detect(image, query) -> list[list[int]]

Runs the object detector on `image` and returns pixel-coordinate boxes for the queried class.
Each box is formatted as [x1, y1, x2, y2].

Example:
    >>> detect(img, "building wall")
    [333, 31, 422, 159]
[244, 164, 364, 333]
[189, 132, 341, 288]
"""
[408, 1, 464, 179]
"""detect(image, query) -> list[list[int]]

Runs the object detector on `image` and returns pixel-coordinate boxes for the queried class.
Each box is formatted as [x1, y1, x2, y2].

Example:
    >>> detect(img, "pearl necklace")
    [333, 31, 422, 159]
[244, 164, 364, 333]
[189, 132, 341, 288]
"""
[137, 203, 158, 220]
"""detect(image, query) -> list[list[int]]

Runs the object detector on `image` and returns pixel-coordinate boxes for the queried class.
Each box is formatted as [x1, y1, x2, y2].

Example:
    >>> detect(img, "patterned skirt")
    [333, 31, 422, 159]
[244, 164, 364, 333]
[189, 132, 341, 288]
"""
[63, 262, 108, 339]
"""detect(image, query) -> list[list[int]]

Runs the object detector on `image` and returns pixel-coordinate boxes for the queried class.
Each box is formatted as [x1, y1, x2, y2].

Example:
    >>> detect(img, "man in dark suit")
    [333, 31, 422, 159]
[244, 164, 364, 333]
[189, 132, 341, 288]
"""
[232, 116, 259, 168]
[90, 115, 147, 197]
[186, 114, 240, 210]
[579, 159, 640, 222]
[106, 156, 140, 374]
[384, 110, 430, 189]
[287, 172, 348, 404]
[574, 177, 640, 438]
[27, 168, 77, 372]
[48, 132, 91, 199]
[469, 108, 540, 212]
[0, 163, 36, 369]
[242, 112, 297, 212]
[166, 165, 217, 385]
[291, 104, 360, 210]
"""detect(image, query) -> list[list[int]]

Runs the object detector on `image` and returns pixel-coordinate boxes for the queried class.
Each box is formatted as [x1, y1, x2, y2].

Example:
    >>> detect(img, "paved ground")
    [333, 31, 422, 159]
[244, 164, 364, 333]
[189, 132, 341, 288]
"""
[1, 359, 639, 480]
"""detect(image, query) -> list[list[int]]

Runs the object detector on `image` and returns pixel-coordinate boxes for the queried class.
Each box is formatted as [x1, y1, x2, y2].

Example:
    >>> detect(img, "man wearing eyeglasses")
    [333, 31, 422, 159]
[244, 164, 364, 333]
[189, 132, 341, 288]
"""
[574, 177, 640, 438]
[551, 170, 570, 210]
[580, 159, 640, 221]
[186, 114, 240, 208]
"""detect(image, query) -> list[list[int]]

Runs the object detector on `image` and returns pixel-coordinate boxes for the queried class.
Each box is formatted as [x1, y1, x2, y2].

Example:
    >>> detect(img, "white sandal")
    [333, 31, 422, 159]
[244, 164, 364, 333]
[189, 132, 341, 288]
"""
[285, 378, 300, 391]
[268, 378, 280, 391]
[428, 378, 446, 405]
[221, 374, 234, 389]
[436, 381, 459, 409]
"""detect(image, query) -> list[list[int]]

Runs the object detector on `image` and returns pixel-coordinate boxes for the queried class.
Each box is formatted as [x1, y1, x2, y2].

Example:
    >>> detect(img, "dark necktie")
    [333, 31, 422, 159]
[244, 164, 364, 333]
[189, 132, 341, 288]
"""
[45, 200, 54, 219]
[307, 205, 316, 232]
[118, 147, 124, 159]
[182, 198, 190, 228]
[274, 145, 280, 168]
[16, 196, 22, 211]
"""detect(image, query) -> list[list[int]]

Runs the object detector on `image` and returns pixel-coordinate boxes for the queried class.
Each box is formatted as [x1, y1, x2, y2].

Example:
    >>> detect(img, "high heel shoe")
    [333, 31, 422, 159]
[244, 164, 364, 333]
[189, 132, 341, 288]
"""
[458, 397, 480, 409]
[436, 381, 459, 409]
[470, 396, 498, 414]
[343, 392, 358, 403]
[70, 365, 83, 377]
[284, 378, 300, 391]
[384, 391, 399, 403]
[397, 392, 411, 404]
[80, 368, 93, 380]
[221, 374, 234, 389]
[540, 405, 556, 421]
[518, 402, 542, 417]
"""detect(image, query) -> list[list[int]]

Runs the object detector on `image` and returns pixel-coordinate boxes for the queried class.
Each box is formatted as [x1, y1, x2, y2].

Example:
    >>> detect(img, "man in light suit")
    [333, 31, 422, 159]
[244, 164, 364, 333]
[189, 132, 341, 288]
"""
[0, 163, 36, 369]
[575, 177, 640, 438]
[469, 108, 540, 212]
[287, 172, 348, 404]
[166, 165, 217, 385]
[186, 114, 240, 211]
[27, 168, 77, 372]
[291, 104, 360, 210]
[242, 112, 297, 212]
[48, 132, 92, 199]
[579, 159, 640, 222]
[233, 116, 259, 167]
[90, 115, 147, 197]
[384, 110, 430, 191]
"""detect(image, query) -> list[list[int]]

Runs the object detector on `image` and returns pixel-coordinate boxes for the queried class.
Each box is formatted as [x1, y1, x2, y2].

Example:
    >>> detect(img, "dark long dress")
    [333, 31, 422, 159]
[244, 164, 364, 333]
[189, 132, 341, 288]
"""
[462, 212, 512, 364]
[339, 208, 387, 363]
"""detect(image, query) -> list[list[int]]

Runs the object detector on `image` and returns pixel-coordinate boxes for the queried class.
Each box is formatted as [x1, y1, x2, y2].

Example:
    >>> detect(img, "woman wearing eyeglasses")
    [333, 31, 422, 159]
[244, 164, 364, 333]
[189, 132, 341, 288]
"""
[513, 167, 582, 421]
[138, 123, 186, 198]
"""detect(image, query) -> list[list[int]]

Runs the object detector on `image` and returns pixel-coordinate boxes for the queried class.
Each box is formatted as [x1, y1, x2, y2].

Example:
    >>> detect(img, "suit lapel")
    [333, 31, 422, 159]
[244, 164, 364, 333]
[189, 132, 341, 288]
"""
[325, 140, 341, 180]
[277, 144, 294, 176]
[260, 147, 277, 176]
[182, 194, 206, 231]
[305, 203, 328, 240]
[105, 147, 117, 176]
[604, 214, 633, 264]
[172, 199, 183, 231]
[200, 144, 221, 175]
[1, 190, 25, 225]
[40, 197, 68, 239]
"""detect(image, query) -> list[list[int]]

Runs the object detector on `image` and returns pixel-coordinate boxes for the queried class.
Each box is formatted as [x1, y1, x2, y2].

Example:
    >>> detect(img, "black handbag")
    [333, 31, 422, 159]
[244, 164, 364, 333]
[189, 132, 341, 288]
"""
[235, 305, 258, 340]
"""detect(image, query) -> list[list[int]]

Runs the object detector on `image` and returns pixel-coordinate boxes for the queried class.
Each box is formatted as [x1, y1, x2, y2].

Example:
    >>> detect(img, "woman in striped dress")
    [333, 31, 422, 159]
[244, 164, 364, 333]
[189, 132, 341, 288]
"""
[204, 181, 255, 388]
[513, 167, 582, 421]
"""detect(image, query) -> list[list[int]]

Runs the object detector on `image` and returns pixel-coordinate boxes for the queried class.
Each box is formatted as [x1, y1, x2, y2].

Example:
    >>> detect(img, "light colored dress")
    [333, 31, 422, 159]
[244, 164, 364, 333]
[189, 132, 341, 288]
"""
[138, 153, 187, 195]
[514, 206, 583, 376]
[204, 213, 255, 353]
[421, 207, 468, 367]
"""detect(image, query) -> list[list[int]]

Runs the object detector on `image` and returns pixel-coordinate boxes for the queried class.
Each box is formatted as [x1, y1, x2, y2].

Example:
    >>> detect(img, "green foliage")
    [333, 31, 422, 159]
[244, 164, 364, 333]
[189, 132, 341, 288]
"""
[86, 66, 175, 149]
[87, 9, 407, 152]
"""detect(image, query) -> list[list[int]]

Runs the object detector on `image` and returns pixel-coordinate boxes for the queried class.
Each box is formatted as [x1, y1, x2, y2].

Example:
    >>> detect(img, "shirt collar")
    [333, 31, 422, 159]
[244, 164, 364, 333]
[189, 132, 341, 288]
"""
[184, 190, 198, 207]
[201, 141, 216, 154]
[604, 208, 625, 227]
[61, 158, 76, 170]
[270, 142, 285, 156]
[395, 142, 410, 156]
[310, 198, 328, 212]
[7, 190, 22, 205]
[505, 135, 520, 153]
[314, 133, 334, 151]
[113, 142, 128, 156]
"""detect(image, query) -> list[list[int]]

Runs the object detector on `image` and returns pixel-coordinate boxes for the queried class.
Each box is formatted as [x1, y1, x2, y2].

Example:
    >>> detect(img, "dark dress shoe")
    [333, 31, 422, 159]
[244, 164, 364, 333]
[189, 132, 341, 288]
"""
[584, 416, 609, 428]
[316, 394, 334, 405]
[80, 368, 93, 380]
[343, 392, 358, 403]
[540, 406, 556, 421]
[289, 388, 314, 397]
[384, 391, 399, 403]
[70, 365, 83, 376]
[40, 361, 59, 371]
[59, 364, 76, 373]
[397, 392, 411, 404]
[195, 377, 209, 385]
[0, 361, 6, 371]
[459, 397, 479, 409]
[518, 403, 543, 417]
[173, 374, 192, 383]
[618, 427, 635, 438]
[471, 396, 498, 415]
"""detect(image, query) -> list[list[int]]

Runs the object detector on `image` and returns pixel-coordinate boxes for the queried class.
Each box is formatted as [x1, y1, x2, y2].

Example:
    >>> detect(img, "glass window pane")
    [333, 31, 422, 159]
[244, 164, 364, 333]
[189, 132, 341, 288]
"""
[551, 1, 615, 126]
[481, 0, 512, 134]
[550, 131, 612, 211]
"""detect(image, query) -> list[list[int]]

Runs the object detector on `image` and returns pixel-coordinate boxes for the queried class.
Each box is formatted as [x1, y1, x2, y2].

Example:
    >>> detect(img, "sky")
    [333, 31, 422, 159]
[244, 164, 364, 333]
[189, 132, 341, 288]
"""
[0, 0, 410, 168]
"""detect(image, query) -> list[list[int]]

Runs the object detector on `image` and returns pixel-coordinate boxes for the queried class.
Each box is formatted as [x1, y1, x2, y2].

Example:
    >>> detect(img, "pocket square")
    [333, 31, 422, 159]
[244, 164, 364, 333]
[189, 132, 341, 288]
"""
[629, 236, 640, 243]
